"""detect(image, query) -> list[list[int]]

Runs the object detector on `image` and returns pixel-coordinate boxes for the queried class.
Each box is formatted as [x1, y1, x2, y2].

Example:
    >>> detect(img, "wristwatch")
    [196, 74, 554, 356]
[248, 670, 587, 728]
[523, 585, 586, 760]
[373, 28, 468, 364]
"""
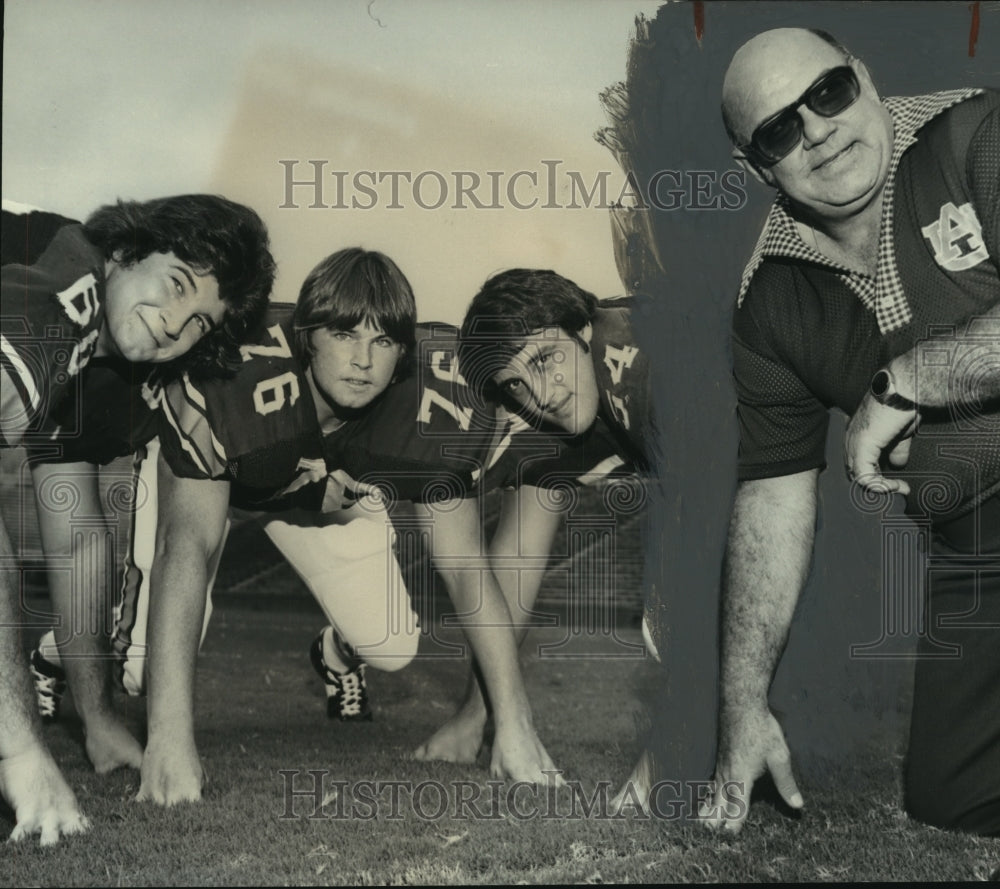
[870, 368, 918, 412]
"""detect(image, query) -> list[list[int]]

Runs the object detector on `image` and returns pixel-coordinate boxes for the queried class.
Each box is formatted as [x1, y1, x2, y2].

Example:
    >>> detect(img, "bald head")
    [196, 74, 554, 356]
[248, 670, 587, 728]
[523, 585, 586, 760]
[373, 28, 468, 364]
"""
[719, 27, 892, 219]
[722, 28, 853, 146]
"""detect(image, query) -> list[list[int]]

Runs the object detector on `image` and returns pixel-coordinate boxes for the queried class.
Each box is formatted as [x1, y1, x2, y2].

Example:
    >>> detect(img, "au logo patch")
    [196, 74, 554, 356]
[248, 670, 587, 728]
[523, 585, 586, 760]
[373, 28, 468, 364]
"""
[921, 201, 989, 272]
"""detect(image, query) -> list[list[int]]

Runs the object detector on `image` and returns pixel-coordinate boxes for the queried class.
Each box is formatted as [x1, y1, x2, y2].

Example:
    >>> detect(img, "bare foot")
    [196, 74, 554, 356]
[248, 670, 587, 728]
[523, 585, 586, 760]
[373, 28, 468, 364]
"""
[84, 716, 143, 775]
[413, 708, 486, 764]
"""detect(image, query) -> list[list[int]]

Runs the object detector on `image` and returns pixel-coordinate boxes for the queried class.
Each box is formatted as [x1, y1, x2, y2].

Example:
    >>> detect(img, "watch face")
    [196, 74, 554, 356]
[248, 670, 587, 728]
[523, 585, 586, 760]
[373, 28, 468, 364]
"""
[871, 370, 891, 398]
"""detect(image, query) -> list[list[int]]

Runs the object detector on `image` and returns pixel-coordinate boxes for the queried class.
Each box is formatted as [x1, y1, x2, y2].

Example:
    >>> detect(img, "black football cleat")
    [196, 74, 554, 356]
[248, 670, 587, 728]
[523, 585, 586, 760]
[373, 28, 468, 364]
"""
[30, 647, 67, 723]
[309, 628, 372, 722]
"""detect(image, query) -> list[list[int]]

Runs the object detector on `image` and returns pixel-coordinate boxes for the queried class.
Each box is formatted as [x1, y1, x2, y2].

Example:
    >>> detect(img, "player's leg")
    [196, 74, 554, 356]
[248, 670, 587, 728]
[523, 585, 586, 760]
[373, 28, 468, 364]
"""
[262, 499, 418, 720]
[415, 485, 563, 763]
[904, 500, 1000, 836]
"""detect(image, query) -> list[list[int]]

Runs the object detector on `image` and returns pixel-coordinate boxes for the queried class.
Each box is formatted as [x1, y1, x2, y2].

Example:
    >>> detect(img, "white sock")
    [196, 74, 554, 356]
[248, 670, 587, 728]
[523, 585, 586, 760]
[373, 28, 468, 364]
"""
[321, 626, 349, 674]
[38, 629, 62, 667]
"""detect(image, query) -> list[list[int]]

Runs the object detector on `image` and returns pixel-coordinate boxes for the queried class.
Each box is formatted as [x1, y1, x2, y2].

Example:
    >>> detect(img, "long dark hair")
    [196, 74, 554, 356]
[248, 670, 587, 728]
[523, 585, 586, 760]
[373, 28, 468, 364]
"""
[84, 194, 275, 379]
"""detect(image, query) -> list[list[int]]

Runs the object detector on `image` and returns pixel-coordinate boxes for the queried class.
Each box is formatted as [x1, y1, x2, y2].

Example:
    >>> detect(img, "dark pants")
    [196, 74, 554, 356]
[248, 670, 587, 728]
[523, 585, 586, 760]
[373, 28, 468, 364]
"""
[904, 494, 1000, 836]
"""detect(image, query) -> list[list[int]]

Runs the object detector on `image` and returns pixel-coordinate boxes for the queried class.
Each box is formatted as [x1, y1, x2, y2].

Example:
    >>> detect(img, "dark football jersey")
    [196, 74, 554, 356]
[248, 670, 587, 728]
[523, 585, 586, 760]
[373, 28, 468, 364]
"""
[154, 302, 321, 505]
[2, 204, 108, 449]
[322, 324, 496, 503]
[23, 357, 160, 466]
[589, 296, 653, 470]
[487, 297, 653, 490]
[155, 303, 492, 509]
[2, 203, 160, 463]
[2, 203, 77, 267]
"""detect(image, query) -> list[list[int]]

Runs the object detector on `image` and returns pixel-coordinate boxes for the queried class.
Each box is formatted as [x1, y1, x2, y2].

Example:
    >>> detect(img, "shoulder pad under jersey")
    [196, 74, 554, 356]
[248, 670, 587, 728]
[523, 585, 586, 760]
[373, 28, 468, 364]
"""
[2, 221, 105, 446]
[590, 298, 653, 469]
[156, 303, 317, 484]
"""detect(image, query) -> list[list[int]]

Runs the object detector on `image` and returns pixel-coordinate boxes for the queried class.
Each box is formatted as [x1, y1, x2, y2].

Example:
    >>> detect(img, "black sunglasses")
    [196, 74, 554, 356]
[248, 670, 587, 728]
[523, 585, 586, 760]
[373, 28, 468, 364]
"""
[740, 65, 861, 166]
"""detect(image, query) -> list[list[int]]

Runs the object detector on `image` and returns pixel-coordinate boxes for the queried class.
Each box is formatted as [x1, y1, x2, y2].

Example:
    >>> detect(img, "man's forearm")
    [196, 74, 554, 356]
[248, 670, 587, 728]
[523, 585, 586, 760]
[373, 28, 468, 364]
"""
[889, 301, 1000, 408]
[437, 563, 532, 728]
[719, 472, 818, 715]
[0, 513, 43, 758]
[145, 466, 229, 743]
[0, 514, 89, 842]
[31, 462, 119, 728]
[425, 496, 535, 729]
[145, 535, 211, 740]
[487, 486, 565, 644]
[48, 533, 116, 721]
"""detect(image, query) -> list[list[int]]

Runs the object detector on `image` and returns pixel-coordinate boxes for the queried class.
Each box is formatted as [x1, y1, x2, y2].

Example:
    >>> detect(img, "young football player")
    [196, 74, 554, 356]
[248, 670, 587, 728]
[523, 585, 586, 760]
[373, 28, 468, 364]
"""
[56, 248, 562, 805]
[412, 268, 655, 785]
[1, 197, 275, 843]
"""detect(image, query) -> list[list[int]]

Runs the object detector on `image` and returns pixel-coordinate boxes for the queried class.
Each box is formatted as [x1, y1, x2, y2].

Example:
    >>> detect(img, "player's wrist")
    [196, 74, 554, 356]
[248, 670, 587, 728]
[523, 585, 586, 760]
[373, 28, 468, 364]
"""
[493, 706, 535, 735]
[0, 728, 50, 762]
[870, 367, 918, 413]
[147, 709, 197, 741]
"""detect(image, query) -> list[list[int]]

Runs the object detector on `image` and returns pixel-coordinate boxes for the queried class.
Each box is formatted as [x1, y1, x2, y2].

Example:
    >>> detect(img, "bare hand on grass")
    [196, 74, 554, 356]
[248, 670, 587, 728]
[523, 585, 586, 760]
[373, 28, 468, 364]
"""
[0, 746, 89, 845]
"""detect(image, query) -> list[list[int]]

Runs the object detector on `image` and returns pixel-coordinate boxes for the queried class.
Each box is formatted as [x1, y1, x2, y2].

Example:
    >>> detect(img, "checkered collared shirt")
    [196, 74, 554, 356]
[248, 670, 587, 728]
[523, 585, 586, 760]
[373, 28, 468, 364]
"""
[737, 89, 984, 334]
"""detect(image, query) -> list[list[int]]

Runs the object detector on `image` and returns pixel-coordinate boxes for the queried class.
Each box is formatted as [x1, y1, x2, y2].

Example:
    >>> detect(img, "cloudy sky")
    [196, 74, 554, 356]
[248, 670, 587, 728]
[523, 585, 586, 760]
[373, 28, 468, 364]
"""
[3, 0, 664, 323]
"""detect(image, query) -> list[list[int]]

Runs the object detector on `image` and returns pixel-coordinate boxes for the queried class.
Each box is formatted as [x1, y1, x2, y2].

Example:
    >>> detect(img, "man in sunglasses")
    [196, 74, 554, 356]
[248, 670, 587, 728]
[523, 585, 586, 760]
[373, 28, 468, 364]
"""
[703, 28, 999, 835]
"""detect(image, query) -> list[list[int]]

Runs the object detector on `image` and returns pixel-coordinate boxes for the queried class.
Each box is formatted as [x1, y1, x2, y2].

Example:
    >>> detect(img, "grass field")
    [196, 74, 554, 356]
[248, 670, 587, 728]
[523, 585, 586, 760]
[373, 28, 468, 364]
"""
[2, 485, 998, 884]
[3, 603, 997, 885]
